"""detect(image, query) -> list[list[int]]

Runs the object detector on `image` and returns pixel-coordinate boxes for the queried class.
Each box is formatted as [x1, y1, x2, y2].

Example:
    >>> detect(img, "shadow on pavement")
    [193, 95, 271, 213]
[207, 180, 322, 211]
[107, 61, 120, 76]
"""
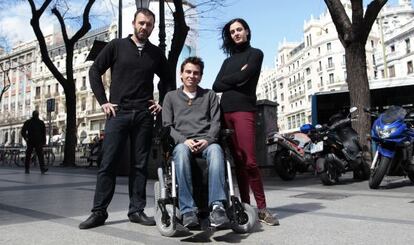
[381, 179, 414, 189]
[268, 202, 325, 220]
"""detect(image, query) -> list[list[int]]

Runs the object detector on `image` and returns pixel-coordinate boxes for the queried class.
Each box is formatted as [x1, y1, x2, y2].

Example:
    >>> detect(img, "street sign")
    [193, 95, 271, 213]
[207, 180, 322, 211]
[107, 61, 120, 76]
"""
[47, 98, 55, 112]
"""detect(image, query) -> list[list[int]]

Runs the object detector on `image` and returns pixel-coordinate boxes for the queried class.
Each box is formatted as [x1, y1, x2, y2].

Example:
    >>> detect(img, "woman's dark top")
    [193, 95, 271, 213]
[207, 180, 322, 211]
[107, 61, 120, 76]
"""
[212, 43, 263, 112]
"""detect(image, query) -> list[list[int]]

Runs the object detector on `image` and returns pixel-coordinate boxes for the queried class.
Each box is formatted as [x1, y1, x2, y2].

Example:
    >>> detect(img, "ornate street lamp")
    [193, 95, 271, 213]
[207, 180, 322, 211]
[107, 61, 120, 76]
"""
[135, 0, 151, 9]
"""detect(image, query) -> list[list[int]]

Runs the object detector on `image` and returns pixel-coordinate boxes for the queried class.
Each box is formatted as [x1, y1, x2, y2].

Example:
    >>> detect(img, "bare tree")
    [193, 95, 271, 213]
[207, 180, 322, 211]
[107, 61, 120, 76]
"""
[28, 0, 96, 166]
[0, 63, 11, 104]
[324, 0, 387, 152]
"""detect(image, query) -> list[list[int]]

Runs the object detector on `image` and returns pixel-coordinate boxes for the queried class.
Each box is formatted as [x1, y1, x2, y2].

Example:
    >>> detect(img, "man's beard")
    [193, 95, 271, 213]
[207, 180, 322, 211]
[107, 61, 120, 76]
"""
[134, 28, 149, 42]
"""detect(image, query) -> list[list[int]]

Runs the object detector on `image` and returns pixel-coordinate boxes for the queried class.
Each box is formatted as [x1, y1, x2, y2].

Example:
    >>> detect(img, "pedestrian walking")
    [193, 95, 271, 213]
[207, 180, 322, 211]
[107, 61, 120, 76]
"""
[21, 110, 48, 174]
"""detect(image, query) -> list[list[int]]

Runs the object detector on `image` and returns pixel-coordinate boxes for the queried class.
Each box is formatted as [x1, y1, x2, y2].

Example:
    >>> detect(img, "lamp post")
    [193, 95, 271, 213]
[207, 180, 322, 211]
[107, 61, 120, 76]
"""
[158, 0, 166, 54]
[118, 0, 122, 38]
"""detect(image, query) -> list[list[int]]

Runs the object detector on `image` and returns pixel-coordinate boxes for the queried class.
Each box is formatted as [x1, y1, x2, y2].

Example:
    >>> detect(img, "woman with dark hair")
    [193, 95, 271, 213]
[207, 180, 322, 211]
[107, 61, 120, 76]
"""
[213, 18, 279, 226]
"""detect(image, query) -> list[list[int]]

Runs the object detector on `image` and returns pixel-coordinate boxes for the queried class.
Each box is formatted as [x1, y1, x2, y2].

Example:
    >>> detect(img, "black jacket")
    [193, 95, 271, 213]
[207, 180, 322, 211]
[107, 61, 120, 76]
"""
[213, 43, 263, 112]
[89, 35, 175, 109]
[21, 118, 46, 146]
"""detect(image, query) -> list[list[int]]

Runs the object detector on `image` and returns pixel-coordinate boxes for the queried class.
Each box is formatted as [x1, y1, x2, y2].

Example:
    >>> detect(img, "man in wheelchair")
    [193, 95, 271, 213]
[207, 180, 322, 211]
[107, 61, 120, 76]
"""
[162, 57, 229, 228]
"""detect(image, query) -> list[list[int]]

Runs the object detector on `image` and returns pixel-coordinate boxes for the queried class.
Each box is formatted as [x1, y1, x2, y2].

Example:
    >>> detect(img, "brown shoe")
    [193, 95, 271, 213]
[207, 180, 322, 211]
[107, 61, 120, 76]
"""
[258, 209, 279, 226]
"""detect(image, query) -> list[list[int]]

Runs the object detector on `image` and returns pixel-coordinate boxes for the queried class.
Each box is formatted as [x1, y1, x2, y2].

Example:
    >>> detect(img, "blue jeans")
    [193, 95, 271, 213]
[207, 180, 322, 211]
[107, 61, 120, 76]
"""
[173, 143, 227, 214]
[92, 109, 153, 215]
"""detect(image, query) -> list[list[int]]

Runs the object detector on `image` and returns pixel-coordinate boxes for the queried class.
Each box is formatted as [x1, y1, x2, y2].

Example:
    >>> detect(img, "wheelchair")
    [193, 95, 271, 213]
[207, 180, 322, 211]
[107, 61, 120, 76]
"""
[153, 127, 257, 237]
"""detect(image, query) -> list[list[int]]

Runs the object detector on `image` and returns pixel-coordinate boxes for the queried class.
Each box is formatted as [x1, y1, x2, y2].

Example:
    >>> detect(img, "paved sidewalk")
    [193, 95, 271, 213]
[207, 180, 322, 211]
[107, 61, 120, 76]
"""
[1, 166, 414, 244]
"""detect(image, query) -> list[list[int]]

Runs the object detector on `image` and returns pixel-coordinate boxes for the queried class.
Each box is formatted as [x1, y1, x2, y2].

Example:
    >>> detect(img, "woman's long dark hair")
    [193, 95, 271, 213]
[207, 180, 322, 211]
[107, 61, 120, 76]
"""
[221, 18, 251, 56]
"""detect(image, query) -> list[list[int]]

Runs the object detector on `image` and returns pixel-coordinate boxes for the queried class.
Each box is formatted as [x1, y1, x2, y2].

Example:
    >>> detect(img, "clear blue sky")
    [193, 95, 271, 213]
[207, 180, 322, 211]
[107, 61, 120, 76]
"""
[0, 0, 405, 89]
[197, 0, 404, 88]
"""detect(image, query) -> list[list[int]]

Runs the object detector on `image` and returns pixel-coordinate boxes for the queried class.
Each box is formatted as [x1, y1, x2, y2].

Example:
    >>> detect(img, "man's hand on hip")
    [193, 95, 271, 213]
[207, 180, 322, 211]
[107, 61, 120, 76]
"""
[102, 103, 118, 118]
[148, 100, 161, 115]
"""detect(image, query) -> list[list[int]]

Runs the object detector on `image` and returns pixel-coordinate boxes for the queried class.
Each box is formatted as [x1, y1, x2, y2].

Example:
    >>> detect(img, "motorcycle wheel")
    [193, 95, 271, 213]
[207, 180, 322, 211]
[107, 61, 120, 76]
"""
[230, 203, 258, 234]
[317, 158, 338, 185]
[369, 156, 391, 189]
[274, 150, 297, 181]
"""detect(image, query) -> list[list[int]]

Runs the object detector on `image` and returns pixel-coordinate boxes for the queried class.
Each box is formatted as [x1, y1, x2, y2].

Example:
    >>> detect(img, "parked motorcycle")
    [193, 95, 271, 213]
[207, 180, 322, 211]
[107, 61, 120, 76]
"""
[309, 107, 370, 185]
[266, 130, 314, 180]
[364, 106, 414, 189]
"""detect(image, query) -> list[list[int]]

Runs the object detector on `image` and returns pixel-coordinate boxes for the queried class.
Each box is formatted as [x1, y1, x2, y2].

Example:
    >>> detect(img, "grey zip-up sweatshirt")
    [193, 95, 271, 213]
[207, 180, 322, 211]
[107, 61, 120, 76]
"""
[162, 86, 221, 145]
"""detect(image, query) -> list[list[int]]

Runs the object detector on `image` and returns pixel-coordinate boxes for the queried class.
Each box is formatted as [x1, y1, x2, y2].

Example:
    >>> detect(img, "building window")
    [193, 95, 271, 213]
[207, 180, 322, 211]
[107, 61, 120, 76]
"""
[35, 87, 41, 97]
[388, 65, 395, 77]
[390, 45, 395, 52]
[318, 47, 321, 54]
[407, 61, 413, 74]
[280, 93, 284, 101]
[55, 83, 59, 93]
[81, 97, 86, 111]
[328, 57, 333, 68]
[329, 73, 334, 84]
[320, 76, 323, 86]
[371, 40, 374, 48]
[327, 42, 331, 51]
[306, 67, 311, 75]
[82, 76, 86, 89]
[307, 80, 312, 89]
[405, 38, 411, 53]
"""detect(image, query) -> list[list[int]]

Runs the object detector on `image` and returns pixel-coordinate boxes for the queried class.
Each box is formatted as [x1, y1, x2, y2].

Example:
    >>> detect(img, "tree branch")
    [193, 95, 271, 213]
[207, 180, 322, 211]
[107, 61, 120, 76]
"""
[168, 0, 189, 68]
[324, 0, 353, 45]
[51, 7, 70, 45]
[363, 0, 388, 42]
[351, 0, 364, 28]
[28, 0, 65, 83]
[70, 0, 94, 44]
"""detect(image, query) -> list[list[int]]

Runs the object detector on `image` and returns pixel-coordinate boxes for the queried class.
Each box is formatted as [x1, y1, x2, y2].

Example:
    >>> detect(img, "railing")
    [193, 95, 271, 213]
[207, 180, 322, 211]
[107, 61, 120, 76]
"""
[0, 144, 98, 168]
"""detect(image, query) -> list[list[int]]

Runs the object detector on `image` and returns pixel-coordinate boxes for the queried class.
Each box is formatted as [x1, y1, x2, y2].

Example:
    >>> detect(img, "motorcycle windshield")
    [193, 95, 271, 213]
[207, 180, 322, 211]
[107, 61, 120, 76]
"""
[381, 106, 406, 124]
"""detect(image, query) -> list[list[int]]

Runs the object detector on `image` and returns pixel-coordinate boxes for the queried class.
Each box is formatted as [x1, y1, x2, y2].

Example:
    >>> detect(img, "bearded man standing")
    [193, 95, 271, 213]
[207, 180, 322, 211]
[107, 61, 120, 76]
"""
[79, 8, 174, 229]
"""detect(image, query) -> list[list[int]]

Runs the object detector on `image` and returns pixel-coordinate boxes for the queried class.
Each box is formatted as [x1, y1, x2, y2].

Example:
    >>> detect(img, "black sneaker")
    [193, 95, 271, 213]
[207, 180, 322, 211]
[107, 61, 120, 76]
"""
[79, 210, 108, 229]
[41, 168, 48, 174]
[209, 206, 229, 227]
[25, 169, 30, 174]
[182, 211, 199, 227]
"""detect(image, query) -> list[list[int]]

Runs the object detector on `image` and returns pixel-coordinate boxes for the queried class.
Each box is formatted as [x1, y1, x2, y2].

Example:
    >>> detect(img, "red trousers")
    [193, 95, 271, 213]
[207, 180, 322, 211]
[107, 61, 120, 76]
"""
[223, 111, 267, 209]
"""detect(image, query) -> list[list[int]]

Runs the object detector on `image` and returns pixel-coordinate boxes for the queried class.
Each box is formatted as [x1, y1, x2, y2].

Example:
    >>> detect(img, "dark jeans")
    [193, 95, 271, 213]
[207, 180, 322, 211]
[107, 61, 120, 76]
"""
[92, 109, 153, 215]
[25, 144, 45, 170]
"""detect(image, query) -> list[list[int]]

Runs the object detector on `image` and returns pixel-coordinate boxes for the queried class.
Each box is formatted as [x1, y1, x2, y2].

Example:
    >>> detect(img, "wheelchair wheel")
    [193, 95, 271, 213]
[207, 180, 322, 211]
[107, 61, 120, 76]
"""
[154, 181, 160, 211]
[155, 204, 181, 237]
[230, 203, 257, 234]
